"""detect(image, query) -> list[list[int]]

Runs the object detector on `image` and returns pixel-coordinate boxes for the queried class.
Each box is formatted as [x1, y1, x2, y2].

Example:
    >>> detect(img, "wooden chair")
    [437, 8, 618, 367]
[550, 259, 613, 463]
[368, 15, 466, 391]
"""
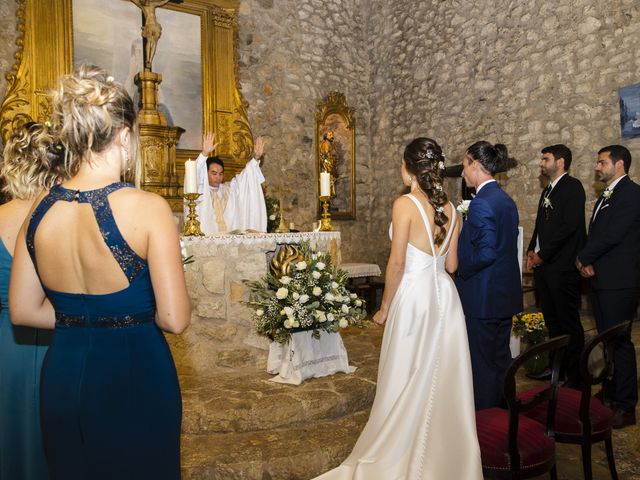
[519, 322, 630, 480]
[476, 335, 570, 479]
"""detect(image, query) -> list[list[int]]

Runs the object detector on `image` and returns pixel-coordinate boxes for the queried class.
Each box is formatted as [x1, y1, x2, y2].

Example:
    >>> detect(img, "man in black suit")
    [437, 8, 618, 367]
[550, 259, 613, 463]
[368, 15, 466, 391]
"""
[527, 145, 586, 388]
[577, 145, 640, 429]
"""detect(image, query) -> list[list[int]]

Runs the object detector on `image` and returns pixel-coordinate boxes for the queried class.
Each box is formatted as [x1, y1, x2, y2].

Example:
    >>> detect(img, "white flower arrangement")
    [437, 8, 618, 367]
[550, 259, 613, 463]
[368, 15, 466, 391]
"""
[243, 241, 368, 344]
[456, 199, 471, 220]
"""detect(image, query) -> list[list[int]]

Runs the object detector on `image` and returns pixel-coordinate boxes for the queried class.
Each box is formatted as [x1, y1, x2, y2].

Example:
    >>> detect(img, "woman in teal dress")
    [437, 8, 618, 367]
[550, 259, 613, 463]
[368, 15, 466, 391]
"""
[9, 65, 191, 480]
[0, 121, 67, 479]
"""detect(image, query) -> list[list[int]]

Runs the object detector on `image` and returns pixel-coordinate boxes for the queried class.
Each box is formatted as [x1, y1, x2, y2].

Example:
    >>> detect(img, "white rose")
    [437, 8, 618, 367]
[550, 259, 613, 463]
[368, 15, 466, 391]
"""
[350, 293, 357, 299]
[296, 261, 307, 270]
[339, 318, 349, 328]
[293, 320, 300, 328]
[325, 292, 335, 302]
[312, 253, 318, 260]
[292, 292, 300, 300]
[276, 287, 288, 299]
[313, 286, 322, 296]
[299, 294, 309, 304]
[284, 319, 293, 329]
[280, 276, 291, 285]
[327, 313, 335, 322]
[331, 281, 339, 289]
[256, 309, 264, 317]
[312, 271, 321, 279]
[283, 306, 294, 316]
[269, 214, 276, 220]
[341, 304, 349, 313]
[355, 299, 362, 307]
[316, 261, 326, 270]
[315, 310, 326, 322]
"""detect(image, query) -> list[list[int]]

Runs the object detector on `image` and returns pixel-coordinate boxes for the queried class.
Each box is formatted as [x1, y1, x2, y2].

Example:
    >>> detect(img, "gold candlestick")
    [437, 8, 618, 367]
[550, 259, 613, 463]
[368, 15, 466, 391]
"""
[274, 196, 290, 233]
[182, 192, 204, 236]
[319, 195, 333, 231]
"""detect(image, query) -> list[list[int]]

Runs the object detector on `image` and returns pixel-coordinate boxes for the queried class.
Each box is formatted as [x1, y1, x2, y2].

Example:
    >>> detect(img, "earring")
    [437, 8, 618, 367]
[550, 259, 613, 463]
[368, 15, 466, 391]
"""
[123, 147, 131, 173]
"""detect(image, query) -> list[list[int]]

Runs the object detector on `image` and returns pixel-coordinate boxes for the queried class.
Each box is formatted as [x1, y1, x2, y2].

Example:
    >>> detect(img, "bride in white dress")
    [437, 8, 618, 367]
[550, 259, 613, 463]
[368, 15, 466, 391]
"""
[315, 138, 482, 480]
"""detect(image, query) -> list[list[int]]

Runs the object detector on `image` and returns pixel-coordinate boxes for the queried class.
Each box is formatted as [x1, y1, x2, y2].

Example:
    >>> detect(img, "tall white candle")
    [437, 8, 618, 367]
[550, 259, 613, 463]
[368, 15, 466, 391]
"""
[320, 171, 331, 197]
[184, 159, 197, 194]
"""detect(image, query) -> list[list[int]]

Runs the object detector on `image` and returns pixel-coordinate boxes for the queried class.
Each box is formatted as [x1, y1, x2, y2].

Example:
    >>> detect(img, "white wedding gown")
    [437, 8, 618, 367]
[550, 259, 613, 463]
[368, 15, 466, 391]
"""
[315, 195, 482, 480]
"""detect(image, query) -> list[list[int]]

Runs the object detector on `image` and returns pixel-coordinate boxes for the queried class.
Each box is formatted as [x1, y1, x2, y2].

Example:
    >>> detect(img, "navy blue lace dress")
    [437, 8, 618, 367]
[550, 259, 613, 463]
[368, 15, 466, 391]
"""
[27, 183, 181, 480]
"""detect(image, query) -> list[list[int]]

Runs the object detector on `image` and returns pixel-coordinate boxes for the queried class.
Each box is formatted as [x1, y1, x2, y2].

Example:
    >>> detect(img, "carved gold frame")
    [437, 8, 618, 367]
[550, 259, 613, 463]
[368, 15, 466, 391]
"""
[316, 91, 356, 220]
[0, 0, 253, 211]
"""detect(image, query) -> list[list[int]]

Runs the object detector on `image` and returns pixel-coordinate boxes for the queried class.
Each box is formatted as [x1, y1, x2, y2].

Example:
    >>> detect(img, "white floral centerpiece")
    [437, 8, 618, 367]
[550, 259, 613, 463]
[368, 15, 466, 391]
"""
[244, 241, 368, 344]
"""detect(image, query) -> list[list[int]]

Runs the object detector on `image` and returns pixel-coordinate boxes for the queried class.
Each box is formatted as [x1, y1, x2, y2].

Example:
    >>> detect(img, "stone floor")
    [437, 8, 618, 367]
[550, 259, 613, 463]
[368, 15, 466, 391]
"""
[179, 316, 640, 480]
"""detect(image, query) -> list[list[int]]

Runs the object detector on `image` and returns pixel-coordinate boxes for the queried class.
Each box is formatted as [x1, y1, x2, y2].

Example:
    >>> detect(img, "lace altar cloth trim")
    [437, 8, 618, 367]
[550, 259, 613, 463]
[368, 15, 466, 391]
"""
[341, 263, 382, 278]
[266, 330, 356, 385]
[180, 231, 340, 246]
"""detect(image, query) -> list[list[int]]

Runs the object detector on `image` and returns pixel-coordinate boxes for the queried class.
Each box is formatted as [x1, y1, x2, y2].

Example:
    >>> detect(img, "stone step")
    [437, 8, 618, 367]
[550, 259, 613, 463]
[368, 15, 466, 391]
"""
[181, 411, 369, 480]
[180, 328, 381, 435]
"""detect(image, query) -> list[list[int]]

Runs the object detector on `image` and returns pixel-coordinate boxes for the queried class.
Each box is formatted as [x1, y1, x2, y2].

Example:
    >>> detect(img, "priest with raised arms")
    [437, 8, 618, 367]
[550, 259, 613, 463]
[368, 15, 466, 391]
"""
[184, 131, 267, 234]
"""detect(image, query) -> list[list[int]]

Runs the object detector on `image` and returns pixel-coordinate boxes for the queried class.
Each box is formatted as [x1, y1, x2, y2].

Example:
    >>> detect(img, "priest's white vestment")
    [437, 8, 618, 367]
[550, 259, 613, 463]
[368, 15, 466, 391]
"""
[185, 153, 267, 234]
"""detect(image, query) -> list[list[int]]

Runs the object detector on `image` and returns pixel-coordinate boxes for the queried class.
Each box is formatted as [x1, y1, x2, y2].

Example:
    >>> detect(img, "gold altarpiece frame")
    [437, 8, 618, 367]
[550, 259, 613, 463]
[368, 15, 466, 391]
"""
[0, 0, 254, 212]
[316, 91, 356, 220]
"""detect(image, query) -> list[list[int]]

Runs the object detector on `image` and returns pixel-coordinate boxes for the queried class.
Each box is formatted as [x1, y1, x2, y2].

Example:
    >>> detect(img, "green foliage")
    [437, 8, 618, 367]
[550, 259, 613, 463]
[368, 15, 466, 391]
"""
[243, 241, 368, 344]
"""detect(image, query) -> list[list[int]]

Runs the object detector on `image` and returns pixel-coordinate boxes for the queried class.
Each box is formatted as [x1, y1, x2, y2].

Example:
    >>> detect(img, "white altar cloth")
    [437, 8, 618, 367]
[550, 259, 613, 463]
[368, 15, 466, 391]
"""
[267, 330, 356, 385]
[341, 262, 382, 278]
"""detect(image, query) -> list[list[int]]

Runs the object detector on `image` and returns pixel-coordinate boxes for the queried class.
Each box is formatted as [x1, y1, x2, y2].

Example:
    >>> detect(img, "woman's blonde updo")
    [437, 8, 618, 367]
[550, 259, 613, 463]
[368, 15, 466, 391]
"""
[1, 122, 68, 200]
[51, 64, 137, 177]
[403, 137, 448, 246]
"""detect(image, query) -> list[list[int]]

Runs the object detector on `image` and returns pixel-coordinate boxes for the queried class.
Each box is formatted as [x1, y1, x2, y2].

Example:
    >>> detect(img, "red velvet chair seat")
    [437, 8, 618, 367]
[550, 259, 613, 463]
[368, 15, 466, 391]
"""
[520, 386, 614, 435]
[476, 408, 555, 469]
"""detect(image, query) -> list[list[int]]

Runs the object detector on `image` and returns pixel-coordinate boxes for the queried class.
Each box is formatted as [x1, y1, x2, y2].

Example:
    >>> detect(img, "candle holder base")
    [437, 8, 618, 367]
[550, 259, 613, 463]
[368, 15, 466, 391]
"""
[182, 193, 204, 236]
[319, 195, 333, 231]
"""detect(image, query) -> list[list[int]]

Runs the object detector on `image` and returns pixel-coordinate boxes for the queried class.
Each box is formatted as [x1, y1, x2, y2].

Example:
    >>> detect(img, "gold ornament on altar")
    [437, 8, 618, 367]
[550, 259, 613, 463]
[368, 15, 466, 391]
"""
[272, 181, 291, 233]
[269, 245, 305, 278]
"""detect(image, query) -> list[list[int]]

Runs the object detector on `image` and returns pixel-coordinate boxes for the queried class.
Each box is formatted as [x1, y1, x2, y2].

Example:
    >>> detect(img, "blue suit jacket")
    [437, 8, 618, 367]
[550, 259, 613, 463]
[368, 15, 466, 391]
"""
[456, 181, 523, 318]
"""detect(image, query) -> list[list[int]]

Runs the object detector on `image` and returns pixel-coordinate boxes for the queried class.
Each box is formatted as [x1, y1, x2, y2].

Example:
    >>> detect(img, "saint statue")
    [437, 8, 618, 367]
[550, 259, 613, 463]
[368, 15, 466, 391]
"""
[130, 0, 171, 71]
[319, 129, 339, 196]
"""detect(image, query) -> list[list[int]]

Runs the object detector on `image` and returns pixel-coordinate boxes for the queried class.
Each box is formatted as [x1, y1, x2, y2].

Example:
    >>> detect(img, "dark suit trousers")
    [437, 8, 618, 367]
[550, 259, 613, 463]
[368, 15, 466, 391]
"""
[534, 268, 584, 386]
[466, 316, 512, 410]
[591, 288, 638, 412]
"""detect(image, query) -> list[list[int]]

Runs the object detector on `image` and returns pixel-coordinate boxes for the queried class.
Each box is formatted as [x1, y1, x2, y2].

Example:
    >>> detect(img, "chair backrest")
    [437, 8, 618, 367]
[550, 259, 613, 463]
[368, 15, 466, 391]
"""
[577, 321, 631, 422]
[503, 335, 570, 467]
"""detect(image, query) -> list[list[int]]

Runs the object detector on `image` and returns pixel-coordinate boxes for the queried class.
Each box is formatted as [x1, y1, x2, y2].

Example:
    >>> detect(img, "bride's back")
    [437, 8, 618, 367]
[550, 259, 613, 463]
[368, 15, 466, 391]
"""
[405, 192, 455, 256]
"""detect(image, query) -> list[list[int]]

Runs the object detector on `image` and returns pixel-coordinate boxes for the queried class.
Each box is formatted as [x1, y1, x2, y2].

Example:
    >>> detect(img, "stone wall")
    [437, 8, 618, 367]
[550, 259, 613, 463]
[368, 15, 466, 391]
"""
[1, 0, 639, 270]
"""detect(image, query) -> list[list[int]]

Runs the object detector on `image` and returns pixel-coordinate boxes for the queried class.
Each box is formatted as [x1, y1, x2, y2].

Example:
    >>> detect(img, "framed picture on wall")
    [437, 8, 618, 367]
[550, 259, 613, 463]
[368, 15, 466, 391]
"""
[619, 83, 640, 139]
[72, 0, 202, 150]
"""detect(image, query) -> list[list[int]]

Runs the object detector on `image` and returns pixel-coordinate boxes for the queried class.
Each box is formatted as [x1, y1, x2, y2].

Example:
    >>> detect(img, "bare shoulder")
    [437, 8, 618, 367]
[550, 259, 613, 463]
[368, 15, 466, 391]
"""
[110, 188, 174, 226]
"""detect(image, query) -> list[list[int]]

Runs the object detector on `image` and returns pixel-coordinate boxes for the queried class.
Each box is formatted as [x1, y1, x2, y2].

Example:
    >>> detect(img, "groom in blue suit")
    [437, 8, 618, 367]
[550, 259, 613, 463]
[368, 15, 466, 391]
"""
[456, 141, 523, 410]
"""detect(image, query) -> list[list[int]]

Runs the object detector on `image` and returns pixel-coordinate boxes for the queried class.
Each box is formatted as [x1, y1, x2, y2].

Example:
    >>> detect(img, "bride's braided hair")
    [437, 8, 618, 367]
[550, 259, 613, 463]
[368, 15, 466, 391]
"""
[403, 137, 448, 246]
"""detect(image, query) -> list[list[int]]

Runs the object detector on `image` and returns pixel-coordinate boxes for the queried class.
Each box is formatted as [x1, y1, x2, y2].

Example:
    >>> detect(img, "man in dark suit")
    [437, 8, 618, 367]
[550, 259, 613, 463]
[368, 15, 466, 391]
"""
[456, 141, 523, 410]
[577, 145, 640, 429]
[527, 145, 586, 387]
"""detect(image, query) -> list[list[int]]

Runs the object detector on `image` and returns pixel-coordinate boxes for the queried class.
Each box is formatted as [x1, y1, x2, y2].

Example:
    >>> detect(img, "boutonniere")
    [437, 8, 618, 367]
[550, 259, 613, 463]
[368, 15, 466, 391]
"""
[602, 188, 613, 200]
[456, 200, 471, 220]
[543, 196, 553, 209]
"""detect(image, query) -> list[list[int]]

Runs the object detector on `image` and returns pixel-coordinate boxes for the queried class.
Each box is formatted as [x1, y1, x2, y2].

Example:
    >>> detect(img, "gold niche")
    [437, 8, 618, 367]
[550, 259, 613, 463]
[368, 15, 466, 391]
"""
[0, 0, 254, 213]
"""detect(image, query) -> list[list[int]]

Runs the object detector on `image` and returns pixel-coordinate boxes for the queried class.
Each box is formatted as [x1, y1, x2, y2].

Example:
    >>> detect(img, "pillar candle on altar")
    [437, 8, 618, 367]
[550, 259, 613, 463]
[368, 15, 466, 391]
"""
[319, 172, 331, 197]
[184, 159, 198, 193]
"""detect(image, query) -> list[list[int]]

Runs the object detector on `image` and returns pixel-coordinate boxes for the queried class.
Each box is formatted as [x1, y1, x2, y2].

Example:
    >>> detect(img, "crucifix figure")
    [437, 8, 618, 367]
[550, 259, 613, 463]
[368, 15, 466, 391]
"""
[130, 0, 171, 71]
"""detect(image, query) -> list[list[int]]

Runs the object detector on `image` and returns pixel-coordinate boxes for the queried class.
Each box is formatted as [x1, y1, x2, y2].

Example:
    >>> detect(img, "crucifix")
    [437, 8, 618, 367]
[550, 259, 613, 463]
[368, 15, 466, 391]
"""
[271, 180, 292, 233]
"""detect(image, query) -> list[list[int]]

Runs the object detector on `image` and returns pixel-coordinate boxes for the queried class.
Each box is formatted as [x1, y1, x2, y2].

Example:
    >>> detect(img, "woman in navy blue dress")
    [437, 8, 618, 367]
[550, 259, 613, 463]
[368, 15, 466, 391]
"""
[9, 65, 191, 480]
[0, 122, 66, 479]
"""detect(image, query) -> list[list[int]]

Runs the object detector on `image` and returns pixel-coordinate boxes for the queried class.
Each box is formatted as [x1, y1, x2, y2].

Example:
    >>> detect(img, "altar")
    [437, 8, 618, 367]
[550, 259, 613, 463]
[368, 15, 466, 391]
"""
[169, 232, 341, 375]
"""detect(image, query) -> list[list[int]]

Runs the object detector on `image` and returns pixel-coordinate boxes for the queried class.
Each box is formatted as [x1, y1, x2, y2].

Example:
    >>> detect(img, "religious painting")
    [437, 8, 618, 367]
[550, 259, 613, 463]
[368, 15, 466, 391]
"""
[73, 0, 202, 150]
[619, 83, 640, 139]
[316, 92, 356, 220]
